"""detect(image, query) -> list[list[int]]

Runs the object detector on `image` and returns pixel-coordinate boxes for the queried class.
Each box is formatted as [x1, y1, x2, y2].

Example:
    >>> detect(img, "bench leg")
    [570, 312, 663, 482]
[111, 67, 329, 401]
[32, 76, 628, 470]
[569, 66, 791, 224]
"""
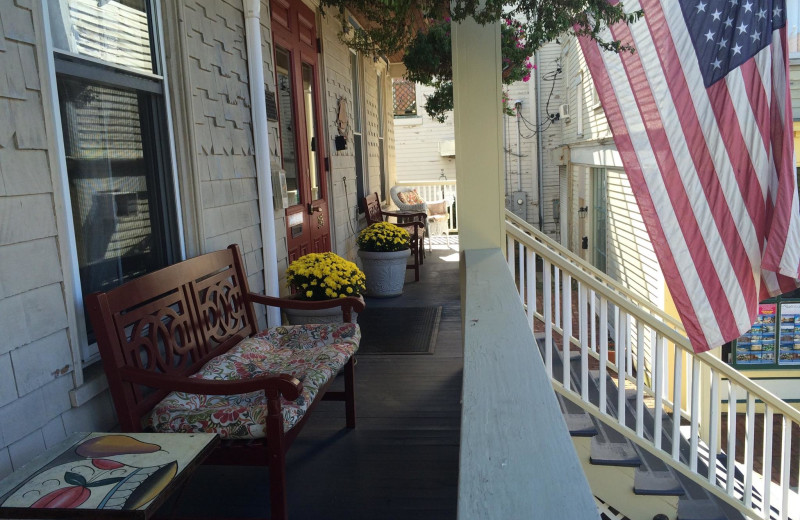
[266, 402, 289, 520]
[344, 356, 356, 429]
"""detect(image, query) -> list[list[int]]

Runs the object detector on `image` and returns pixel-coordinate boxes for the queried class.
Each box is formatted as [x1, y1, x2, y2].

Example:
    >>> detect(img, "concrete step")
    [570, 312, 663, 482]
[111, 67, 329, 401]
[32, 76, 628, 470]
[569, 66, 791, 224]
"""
[634, 467, 685, 496]
[676, 498, 727, 520]
[564, 412, 598, 437]
[590, 437, 642, 467]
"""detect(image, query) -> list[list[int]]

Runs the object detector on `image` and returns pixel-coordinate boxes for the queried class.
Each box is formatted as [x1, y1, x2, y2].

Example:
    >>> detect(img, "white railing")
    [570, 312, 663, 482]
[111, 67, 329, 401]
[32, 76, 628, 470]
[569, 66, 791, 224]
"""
[395, 180, 457, 231]
[504, 211, 800, 520]
[460, 248, 598, 519]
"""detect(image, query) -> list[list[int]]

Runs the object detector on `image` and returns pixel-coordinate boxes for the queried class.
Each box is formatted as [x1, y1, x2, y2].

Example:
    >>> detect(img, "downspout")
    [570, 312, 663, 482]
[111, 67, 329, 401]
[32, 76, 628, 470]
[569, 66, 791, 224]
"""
[244, 0, 281, 327]
[534, 50, 545, 231]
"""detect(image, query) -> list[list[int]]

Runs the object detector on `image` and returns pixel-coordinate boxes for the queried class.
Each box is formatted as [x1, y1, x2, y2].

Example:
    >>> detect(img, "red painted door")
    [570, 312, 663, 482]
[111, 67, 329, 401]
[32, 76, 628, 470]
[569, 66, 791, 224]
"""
[271, 0, 330, 262]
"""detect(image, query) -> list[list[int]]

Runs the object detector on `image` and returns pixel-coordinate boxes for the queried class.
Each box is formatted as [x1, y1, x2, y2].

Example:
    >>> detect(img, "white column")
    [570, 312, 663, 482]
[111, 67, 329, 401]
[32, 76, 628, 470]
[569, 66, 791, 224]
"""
[451, 5, 505, 251]
[244, 0, 281, 326]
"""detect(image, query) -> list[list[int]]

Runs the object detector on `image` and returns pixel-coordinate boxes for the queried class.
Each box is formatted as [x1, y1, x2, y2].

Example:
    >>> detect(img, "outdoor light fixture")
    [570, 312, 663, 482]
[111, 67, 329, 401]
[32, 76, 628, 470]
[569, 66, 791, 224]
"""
[578, 206, 589, 219]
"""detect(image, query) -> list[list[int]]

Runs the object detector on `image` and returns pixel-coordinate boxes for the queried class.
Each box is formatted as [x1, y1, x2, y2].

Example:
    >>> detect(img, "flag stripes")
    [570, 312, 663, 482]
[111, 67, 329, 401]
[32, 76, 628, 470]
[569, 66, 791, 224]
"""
[579, 0, 799, 352]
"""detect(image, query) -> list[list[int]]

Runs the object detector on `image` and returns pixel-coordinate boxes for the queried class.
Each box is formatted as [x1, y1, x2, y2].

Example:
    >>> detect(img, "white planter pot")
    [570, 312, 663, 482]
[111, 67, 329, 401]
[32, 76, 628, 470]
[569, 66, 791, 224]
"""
[357, 248, 411, 298]
[284, 296, 362, 325]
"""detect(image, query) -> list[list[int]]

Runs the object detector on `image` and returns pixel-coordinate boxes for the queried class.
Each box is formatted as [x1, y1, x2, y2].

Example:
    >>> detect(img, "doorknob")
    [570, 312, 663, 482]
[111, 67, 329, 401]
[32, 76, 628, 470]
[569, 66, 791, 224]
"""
[307, 203, 322, 214]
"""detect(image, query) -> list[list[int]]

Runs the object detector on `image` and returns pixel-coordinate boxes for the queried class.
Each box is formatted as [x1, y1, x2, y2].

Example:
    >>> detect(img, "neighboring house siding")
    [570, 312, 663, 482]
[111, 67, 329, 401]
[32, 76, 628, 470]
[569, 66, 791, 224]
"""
[393, 83, 456, 183]
[559, 35, 665, 311]
[606, 169, 663, 305]
[0, 1, 116, 480]
[790, 61, 800, 120]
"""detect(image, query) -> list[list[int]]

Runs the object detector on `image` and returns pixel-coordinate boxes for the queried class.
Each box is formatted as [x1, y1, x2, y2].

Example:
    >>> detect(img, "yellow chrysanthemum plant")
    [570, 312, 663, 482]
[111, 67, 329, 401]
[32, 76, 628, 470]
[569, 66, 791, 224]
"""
[285, 252, 366, 301]
[356, 222, 410, 252]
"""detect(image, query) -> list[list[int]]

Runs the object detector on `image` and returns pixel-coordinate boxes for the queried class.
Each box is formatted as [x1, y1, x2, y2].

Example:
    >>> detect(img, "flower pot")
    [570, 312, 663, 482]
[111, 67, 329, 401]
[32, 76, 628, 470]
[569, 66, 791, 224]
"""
[284, 295, 363, 325]
[357, 248, 411, 298]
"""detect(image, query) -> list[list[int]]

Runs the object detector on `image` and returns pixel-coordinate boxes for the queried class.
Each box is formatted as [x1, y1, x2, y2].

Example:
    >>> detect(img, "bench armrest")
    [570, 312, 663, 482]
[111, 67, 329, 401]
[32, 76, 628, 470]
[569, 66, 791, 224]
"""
[118, 367, 304, 400]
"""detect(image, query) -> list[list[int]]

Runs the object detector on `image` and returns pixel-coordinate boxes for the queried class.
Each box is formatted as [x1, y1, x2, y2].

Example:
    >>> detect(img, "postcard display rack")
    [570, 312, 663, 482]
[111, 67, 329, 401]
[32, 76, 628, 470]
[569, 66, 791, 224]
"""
[733, 299, 800, 368]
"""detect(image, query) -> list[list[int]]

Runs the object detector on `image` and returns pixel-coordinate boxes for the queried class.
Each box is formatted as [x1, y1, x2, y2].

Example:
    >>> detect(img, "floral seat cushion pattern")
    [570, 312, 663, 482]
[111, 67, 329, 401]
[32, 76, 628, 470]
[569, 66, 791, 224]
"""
[397, 189, 423, 205]
[147, 323, 360, 439]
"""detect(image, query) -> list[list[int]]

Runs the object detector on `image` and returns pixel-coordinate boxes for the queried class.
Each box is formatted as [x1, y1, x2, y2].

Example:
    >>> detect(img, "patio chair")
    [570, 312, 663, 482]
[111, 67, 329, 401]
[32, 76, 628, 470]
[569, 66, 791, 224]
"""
[390, 186, 451, 249]
[362, 192, 425, 281]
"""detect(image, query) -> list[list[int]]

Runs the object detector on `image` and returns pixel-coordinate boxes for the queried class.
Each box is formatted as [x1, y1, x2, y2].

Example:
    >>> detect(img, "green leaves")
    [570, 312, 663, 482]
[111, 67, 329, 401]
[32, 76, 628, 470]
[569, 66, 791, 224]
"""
[320, 0, 641, 121]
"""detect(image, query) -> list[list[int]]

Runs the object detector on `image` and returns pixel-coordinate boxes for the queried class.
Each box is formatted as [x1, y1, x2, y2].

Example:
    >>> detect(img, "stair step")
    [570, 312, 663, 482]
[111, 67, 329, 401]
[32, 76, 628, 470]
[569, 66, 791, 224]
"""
[676, 498, 727, 520]
[564, 413, 598, 437]
[590, 437, 641, 467]
[634, 467, 685, 496]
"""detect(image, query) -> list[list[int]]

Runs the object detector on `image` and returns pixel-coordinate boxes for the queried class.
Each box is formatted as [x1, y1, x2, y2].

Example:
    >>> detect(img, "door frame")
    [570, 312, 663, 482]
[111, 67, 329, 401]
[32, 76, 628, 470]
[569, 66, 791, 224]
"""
[271, 0, 331, 260]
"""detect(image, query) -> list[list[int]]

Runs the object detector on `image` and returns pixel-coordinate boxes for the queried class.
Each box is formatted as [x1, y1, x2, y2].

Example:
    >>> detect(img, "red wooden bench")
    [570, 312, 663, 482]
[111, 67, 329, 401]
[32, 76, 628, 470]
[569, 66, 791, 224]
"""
[86, 244, 365, 520]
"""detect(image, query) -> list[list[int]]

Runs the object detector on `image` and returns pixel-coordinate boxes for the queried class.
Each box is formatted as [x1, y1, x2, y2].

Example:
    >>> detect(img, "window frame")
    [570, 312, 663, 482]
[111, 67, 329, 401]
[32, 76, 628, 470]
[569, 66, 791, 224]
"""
[350, 49, 367, 208]
[391, 77, 418, 118]
[41, 0, 184, 369]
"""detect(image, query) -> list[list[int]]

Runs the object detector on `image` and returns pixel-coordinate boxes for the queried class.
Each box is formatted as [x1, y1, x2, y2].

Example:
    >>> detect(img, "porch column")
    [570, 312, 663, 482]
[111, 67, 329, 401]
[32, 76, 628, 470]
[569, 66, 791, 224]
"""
[451, 5, 505, 251]
[244, 0, 281, 326]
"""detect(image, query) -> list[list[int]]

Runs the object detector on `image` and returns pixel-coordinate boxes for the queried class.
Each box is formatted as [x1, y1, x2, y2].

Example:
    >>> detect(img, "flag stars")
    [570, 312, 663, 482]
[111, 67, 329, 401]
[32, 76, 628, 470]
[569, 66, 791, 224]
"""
[696, 1, 707, 13]
[710, 9, 722, 21]
[711, 58, 722, 70]
[742, 1, 752, 13]
[756, 8, 767, 20]
[704, 29, 715, 42]
[716, 39, 728, 50]
[731, 43, 743, 56]
[750, 31, 760, 43]
[723, 17, 734, 28]
[774, 6, 782, 18]
[737, 21, 748, 34]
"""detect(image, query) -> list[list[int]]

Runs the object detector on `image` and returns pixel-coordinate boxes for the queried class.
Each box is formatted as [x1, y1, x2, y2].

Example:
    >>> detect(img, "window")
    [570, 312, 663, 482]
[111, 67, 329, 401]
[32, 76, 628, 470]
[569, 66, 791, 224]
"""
[48, 0, 179, 360]
[351, 51, 366, 206]
[392, 78, 417, 117]
[377, 73, 386, 199]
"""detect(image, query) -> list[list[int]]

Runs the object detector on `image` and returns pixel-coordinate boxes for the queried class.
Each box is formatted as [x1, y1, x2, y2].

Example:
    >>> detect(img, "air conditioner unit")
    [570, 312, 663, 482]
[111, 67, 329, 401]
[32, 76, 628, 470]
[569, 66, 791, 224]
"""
[559, 104, 571, 122]
[438, 139, 456, 157]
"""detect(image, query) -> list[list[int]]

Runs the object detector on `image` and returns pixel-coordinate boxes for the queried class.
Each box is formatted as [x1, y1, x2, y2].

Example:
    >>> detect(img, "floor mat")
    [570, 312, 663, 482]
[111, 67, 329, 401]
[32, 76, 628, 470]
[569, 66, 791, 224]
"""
[357, 306, 442, 354]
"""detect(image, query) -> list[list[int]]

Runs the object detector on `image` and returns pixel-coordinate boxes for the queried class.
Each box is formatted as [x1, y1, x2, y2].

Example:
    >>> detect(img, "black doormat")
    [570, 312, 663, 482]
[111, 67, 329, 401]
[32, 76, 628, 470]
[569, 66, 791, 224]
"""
[357, 306, 442, 355]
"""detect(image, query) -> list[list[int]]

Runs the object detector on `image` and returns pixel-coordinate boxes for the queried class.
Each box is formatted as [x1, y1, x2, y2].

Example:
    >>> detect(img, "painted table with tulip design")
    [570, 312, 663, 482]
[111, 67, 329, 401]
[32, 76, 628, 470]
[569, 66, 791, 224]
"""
[0, 432, 218, 519]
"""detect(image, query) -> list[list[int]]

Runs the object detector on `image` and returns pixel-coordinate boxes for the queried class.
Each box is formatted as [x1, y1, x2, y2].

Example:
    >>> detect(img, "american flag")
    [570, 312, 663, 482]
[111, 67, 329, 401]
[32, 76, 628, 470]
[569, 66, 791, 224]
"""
[579, 0, 800, 353]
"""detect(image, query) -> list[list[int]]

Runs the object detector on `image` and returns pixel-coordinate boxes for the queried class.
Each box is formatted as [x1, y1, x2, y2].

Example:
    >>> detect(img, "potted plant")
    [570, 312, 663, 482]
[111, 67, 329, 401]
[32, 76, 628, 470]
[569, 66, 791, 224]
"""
[284, 252, 366, 325]
[357, 222, 411, 297]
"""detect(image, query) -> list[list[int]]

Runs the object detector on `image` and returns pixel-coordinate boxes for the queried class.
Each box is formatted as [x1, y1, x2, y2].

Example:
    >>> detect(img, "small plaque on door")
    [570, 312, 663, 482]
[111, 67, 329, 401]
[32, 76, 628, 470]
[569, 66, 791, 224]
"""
[291, 224, 303, 238]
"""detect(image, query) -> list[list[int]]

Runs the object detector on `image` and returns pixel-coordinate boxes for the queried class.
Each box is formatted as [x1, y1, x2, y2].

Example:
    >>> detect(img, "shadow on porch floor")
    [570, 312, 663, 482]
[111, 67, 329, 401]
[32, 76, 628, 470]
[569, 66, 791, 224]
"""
[162, 236, 463, 519]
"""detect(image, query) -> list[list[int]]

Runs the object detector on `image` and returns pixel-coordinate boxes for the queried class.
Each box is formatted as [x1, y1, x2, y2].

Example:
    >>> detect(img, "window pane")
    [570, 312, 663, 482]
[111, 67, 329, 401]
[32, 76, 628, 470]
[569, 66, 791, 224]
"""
[49, 0, 155, 74]
[57, 76, 172, 304]
[392, 78, 417, 117]
[377, 74, 384, 137]
[350, 52, 361, 132]
[302, 63, 320, 201]
[276, 47, 300, 206]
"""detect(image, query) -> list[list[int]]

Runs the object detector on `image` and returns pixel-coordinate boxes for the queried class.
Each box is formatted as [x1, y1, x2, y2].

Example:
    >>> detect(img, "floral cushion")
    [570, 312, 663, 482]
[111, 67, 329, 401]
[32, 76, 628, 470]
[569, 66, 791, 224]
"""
[397, 189, 423, 205]
[147, 323, 360, 439]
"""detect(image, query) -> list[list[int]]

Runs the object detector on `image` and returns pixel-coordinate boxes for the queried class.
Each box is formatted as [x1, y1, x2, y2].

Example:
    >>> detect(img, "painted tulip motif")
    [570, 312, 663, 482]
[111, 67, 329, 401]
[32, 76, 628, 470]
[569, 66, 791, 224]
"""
[31, 486, 90, 509]
[30, 469, 125, 509]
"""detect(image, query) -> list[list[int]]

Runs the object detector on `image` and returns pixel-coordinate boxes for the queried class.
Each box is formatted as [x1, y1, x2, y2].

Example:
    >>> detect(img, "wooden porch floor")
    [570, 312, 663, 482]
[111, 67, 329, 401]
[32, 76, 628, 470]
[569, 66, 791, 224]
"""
[166, 237, 463, 519]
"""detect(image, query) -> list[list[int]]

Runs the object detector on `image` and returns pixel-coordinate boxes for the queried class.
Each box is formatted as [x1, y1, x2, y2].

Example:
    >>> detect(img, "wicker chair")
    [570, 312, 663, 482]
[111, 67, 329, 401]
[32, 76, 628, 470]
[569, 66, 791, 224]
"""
[390, 186, 451, 249]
